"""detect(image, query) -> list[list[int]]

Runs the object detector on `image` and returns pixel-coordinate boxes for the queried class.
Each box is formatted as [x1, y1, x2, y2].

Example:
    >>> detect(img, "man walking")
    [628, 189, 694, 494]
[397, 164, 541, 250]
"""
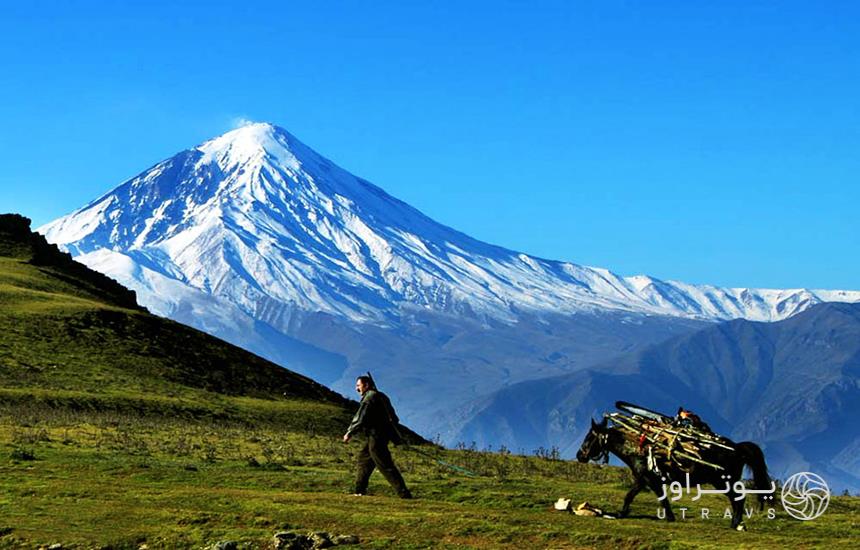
[343, 375, 412, 499]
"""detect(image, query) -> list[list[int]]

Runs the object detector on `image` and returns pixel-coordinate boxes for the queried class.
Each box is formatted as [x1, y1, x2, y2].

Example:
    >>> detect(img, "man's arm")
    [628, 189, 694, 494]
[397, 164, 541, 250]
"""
[343, 391, 375, 442]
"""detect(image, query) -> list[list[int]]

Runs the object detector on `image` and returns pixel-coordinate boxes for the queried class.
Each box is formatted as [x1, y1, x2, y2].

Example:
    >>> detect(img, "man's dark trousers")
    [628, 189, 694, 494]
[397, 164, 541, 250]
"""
[353, 434, 411, 497]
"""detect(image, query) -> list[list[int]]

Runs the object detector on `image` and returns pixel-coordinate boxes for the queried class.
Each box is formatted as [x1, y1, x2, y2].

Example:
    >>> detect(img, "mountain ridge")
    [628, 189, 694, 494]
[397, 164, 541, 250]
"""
[39, 122, 860, 328]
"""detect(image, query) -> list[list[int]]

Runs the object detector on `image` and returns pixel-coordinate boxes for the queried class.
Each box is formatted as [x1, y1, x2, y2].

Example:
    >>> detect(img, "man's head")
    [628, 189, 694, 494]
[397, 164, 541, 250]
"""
[355, 375, 375, 396]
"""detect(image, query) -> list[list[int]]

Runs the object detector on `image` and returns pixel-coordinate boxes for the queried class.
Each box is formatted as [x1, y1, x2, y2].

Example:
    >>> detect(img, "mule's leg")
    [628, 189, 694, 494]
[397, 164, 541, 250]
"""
[726, 491, 746, 530]
[646, 477, 675, 522]
[619, 476, 645, 518]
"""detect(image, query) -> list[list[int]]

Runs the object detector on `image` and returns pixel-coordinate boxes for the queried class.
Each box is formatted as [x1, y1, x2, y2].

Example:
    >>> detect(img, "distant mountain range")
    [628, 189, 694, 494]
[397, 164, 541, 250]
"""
[455, 301, 860, 491]
[37, 123, 860, 489]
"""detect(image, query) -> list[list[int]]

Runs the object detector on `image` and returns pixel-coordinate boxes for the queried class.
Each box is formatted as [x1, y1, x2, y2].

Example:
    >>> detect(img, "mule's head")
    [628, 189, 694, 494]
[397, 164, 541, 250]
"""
[576, 417, 609, 463]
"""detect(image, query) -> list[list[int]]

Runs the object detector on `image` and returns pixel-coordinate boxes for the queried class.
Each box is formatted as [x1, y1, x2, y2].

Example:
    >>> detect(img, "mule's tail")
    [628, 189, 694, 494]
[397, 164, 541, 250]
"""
[737, 441, 771, 509]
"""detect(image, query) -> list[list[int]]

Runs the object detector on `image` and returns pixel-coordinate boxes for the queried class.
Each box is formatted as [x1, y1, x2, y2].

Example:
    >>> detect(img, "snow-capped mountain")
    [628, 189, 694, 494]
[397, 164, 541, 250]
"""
[39, 122, 860, 439]
[39, 122, 858, 327]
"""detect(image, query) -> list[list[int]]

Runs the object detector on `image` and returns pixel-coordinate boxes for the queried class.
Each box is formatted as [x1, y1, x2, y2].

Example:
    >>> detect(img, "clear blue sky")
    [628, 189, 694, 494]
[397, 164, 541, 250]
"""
[1, 1, 857, 290]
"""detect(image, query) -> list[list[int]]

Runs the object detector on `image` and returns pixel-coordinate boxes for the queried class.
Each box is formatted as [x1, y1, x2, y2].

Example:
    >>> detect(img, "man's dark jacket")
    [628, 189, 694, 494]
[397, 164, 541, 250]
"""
[345, 389, 403, 444]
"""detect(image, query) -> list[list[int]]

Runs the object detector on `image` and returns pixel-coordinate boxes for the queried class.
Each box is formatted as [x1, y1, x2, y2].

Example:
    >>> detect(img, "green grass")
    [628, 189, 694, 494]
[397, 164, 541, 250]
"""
[0, 409, 857, 549]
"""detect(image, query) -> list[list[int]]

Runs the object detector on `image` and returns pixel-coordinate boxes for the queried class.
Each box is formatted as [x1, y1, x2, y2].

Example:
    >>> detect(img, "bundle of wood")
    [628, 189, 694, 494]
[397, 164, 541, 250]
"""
[607, 403, 735, 473]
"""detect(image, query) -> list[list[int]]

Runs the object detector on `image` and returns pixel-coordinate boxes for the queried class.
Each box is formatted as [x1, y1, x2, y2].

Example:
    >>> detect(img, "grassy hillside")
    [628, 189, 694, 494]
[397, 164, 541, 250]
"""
[0, 213, 351, 428]
[1, 213, 857, 548]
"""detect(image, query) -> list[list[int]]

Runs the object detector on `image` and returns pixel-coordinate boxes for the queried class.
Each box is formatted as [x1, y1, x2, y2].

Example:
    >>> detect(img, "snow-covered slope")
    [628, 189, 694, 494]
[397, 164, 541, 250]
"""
[39, 122, 859, 328]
